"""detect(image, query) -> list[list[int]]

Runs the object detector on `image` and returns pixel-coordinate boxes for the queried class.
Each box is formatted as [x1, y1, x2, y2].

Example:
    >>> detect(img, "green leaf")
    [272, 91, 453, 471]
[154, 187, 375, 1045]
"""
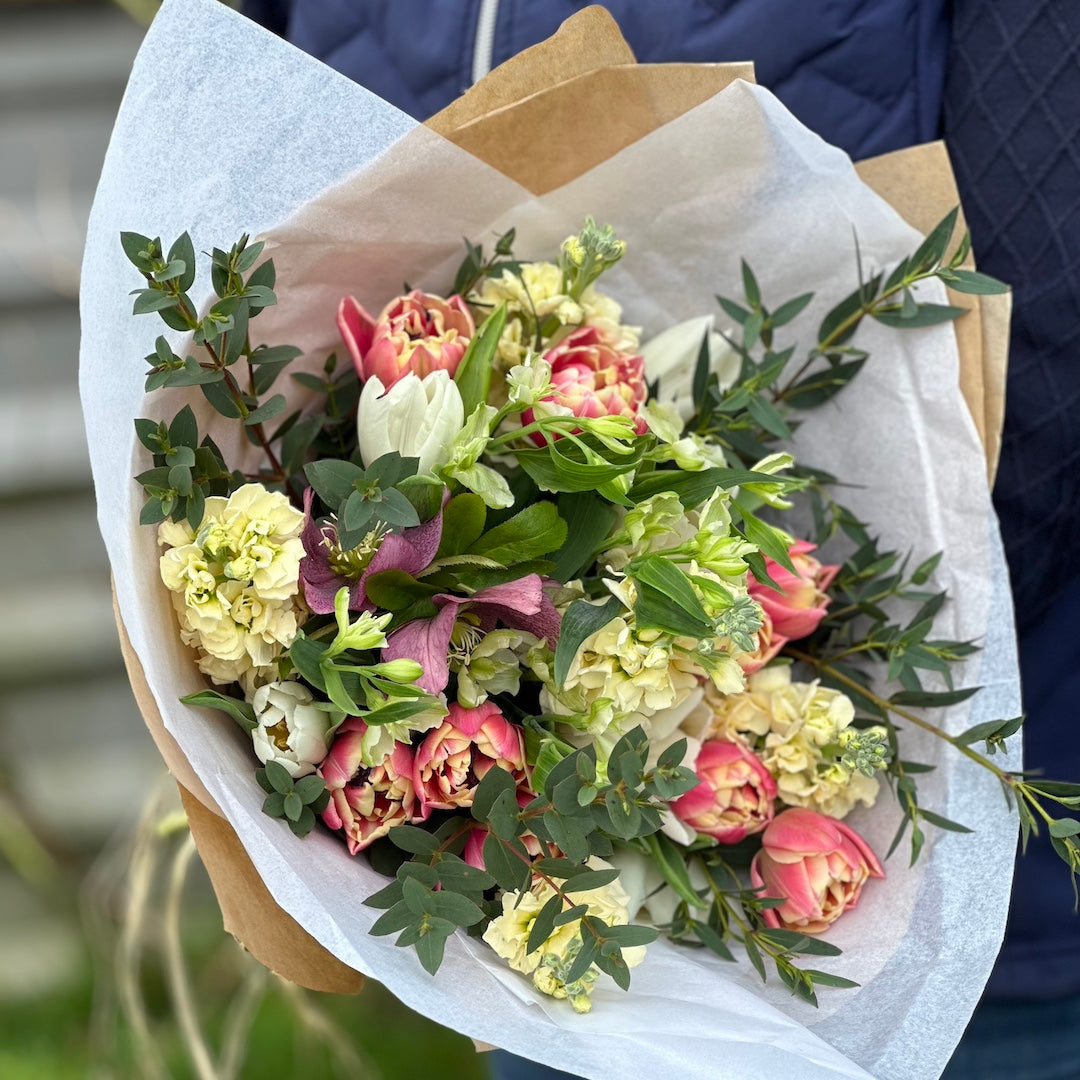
[288, 638, 328, 694]
[168, 404, 198, 449]
[633, 579, 713, 639]
[436, 492, 487, 558]
[643, 833, 708, 909]
[873, 302, 968, 329]
[564, 932, 599, 985]
[769, 292, 814, 328]
[304, 459, 365, 508]
[363, 570, 439, 612]
[741, 259, 761, 308]
[168, 464, 192, 496]
[542, 811, 590, 863]
[470, 763, 518, 823]
[179, 689, 257, 733]
[554, 595, 623, 687]
[743, 935, 767, 982]
[941, 268, 1010, 295]
[431, 890, 485, 927]
[415, 926, 450, 975]
[132, 290, 179, 315]
[363, 699, 441, 727]
[895, 686, 980, 709]
[283, 792, 303, 822]
[243, 393, 286, 427]
[513, 439, 642, 494]
[529, 737, 570, 797]
[563, 868, 621, 893]
[602, 923, 658, 948]
[604, 788, 642, 840]
[911, 207, 959, 273]
[551, 492, 616, 583]
[293, 775, 326, 804]
[201, 379, 243, 419]
[376, 488, 423, 529]
[692, 919, 734, 961]
[911, 551, 943, 585]
[737, 505, 795, 573]
[691, 330, 711, 409]
[435, 857, 496, 892]
[388, 825, 439, 854]
[632, 555, 711, 625]
[817, 282, 872, 348]
[263, 760, 293, 795]
[139, 498, 167, 525]
[629, 466, 787, 508]
[527, 895, 563, 954]
[805, 969, 860, 990]
[1049, 819, 1080, 839]
[454, 303, 506, 416]
[167, 232, 196, 292]
[716, 295, 749, 325]
[120, 231, 155, 269]
[369, 901, 415, 936]
[482, 834, 531, 893]
[757, 929, 842, 956]
[782, 358, 866, 409]
[919, 809, 973, 834]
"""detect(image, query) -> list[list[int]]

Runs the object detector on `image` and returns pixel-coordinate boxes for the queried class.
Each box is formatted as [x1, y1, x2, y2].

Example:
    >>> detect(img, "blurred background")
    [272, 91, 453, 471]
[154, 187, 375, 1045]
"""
[0, 1, 485, 1076]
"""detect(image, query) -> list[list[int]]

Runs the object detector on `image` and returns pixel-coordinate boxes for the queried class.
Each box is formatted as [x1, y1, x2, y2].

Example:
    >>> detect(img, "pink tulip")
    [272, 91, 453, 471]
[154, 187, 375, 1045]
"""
[737, 609, 788, 676]
[337, 289, 474, 388]
[750, 808, 884, 934]
[413, 701, 526, 813]
[673, 739, 777, 842]
[748, 540, 839, 641]
[318, 719, 427, 854]
[526, 326, 648, 437]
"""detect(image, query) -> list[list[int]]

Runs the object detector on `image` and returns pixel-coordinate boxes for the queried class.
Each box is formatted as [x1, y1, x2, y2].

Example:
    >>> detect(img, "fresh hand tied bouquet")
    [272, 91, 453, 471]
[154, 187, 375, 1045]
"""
[81, 2, 1080, 1078]
[130, 213, 1008, 1009]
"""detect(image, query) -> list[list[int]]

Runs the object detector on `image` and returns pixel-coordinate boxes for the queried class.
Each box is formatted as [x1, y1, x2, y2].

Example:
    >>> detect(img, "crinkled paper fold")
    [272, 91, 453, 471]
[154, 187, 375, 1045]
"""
[80, 2, 1020, 1078]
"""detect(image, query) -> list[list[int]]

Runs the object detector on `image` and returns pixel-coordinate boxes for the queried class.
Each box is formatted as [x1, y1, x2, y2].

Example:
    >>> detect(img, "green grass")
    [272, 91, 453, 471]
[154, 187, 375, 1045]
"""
[0, 970, 490, 1080]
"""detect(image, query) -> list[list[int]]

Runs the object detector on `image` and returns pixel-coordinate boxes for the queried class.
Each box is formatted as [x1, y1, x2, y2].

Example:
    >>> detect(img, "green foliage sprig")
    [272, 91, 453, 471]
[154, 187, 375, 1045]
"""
[124, 231, 310, 517]
[364, 731, 696, 986]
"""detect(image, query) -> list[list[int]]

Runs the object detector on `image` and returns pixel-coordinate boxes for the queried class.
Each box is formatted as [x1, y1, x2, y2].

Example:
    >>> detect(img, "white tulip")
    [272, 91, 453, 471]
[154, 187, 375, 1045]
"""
[357, 370, 465, 475]
[640, 315, 740, 422]
[250, 681, 333, 778]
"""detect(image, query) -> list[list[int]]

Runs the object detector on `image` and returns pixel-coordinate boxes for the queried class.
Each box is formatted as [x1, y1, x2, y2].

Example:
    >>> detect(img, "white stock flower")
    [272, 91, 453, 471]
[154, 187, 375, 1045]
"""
[471, 262, 640, 369]
[250, 681, 333, 778]
[357, 370, 465, 475]
[159, 484, 305, 687]
[483, 857, 645, 1011]
[700, 666, 879, 819]
[640, 314, 740, 422]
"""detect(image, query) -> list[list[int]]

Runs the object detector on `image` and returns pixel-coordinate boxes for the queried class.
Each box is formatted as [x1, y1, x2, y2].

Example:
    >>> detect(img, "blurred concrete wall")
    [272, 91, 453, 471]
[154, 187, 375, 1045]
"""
[0, 0, 160, 999]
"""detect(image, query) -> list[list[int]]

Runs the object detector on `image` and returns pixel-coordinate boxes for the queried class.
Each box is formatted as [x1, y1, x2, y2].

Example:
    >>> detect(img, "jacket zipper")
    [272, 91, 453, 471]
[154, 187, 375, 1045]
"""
[471, 0, 500, 84]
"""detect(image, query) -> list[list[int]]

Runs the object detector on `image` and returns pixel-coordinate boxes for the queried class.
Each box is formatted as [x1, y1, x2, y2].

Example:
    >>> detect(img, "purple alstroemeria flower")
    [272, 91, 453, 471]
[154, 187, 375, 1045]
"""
[382, 575, 561, 695]
[299, 488, 444, 614]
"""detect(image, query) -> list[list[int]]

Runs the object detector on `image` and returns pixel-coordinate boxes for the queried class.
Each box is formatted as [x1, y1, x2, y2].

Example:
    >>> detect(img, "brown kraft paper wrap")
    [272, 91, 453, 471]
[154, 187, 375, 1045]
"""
[115, 4, 1010, 998]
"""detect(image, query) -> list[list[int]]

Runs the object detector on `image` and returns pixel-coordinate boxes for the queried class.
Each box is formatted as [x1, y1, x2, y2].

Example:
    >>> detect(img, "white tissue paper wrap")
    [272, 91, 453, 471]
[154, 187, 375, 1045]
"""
[79, 2, 1021, 1078]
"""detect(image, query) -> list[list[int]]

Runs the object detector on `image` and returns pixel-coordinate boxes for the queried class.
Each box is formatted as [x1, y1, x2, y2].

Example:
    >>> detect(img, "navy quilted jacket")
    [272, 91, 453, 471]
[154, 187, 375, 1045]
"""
[244, 0, 1080, 1000]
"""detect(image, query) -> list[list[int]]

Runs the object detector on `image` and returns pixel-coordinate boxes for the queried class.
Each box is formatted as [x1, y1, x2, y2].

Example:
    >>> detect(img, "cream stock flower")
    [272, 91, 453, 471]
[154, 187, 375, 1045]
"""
[482, 858, 645, 1012]
[700, 666, 881, 819]
[471, 262, 640, 369]
[159, 484, 305, 687]
[562, 606, 702, 717]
